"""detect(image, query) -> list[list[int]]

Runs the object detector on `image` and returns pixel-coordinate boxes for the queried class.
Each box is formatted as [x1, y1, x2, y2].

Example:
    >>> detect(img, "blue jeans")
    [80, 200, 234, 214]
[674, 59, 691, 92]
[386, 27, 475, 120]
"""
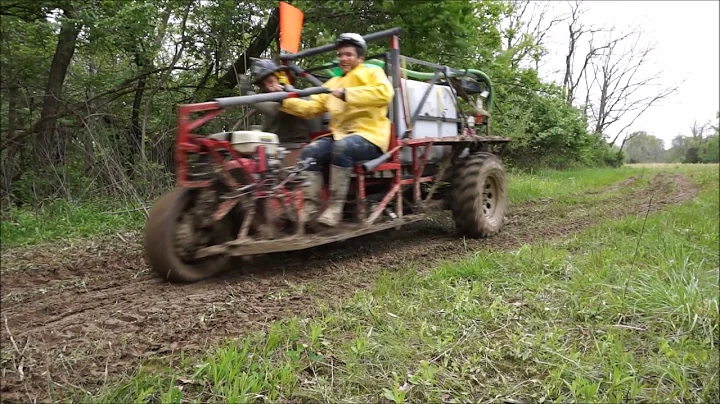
[301, 135, 382, 171]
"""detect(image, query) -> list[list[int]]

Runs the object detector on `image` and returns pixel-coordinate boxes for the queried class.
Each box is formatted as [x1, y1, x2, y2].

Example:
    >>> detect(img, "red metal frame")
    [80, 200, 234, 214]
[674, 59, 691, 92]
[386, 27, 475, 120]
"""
[173, 33, 510, 236]
[352, 34, 405, 225]
[177, 103, 260, 189]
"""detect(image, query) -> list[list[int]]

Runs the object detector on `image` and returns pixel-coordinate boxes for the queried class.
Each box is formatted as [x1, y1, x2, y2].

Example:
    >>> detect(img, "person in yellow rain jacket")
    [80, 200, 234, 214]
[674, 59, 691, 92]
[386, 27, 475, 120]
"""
[261, 33, 395, 228]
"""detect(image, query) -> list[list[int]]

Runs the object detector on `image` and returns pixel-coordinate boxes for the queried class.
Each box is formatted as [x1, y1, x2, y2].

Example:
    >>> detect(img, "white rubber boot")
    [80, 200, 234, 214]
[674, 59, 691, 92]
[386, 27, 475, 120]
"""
[301, 171, 324, 224]
[317, 165, 352, 227]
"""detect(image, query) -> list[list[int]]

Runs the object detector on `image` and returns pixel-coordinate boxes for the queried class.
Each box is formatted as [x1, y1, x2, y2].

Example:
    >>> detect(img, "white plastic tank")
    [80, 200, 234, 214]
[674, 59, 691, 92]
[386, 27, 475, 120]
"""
[391, 78, 458, 164]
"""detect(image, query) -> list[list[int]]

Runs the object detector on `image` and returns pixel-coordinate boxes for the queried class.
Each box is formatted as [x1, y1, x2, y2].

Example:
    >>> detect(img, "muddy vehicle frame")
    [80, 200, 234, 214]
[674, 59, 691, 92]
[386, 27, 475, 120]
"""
[144, 27, 512, 283]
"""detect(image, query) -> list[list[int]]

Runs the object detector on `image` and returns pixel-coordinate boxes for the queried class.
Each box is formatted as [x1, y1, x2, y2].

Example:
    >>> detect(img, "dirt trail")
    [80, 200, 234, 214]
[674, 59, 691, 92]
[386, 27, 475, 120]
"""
[0, 173, 699, 402]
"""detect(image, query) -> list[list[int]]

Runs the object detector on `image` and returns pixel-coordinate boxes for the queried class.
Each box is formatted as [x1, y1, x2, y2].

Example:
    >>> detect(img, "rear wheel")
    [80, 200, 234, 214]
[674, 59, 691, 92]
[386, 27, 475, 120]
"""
[143, 187, 237, 282]
[449, 152, 507, 238]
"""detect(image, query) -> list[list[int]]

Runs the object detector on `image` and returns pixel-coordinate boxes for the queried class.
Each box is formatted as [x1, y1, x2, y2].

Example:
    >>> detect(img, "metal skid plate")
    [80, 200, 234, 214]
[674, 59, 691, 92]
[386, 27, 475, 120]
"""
[195, 215, 424, 258]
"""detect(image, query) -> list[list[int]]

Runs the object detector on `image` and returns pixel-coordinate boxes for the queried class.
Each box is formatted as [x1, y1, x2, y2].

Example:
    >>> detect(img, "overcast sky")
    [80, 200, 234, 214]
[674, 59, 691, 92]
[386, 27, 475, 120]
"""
[527, 0, 719, 148]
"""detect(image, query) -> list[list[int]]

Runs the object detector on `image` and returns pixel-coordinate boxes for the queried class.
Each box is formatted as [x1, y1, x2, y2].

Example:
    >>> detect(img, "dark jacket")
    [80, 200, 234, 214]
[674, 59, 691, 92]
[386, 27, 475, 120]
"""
[242, 85, 310, 145]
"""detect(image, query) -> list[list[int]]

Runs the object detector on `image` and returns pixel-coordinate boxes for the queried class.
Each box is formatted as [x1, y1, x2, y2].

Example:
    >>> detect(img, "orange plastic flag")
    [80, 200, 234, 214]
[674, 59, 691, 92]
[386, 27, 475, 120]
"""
[279, 2, 303, 54]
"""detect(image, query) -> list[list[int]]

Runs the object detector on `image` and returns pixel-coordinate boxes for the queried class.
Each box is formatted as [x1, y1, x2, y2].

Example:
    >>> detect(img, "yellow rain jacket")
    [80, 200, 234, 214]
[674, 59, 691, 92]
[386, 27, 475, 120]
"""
[279, 63, 395, 152]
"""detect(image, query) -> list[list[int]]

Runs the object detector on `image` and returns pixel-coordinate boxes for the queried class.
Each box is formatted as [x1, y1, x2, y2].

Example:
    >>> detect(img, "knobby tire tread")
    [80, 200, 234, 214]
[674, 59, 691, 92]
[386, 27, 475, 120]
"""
[449, 152, 507, 239]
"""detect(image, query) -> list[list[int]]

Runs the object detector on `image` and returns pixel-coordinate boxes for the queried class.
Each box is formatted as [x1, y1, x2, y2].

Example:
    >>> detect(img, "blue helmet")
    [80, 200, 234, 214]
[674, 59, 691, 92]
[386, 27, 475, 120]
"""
[249, 59, 289, 85]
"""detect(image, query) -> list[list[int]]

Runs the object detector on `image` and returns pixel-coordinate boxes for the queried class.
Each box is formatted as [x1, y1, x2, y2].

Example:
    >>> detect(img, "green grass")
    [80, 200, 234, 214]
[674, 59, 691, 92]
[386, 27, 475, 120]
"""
[0, 199, 147, 247]
[3, 163, 714, 247]
[91, 165, 719, 403]
[508, 166, 644, 204]
[0, 164, 645, 248]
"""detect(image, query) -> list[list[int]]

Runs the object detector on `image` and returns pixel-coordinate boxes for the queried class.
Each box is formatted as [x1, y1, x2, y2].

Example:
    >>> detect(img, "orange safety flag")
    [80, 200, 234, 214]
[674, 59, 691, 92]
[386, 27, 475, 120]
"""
[279, 2, 303, 54]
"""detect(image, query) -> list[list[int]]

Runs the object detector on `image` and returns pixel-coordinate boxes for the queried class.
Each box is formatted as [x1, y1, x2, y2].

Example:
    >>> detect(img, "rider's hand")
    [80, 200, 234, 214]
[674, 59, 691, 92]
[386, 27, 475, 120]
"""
[332, 88, 346, 100]
[264, 82, 284, 92]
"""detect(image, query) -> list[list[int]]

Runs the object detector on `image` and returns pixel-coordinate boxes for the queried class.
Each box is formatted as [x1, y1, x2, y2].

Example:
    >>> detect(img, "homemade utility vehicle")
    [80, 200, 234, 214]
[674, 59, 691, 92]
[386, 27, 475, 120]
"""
[143, 27, 511, 282]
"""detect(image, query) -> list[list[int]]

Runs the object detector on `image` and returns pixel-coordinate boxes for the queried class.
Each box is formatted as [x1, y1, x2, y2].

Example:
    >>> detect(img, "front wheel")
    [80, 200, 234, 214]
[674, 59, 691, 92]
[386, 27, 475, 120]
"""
[449, 152, 508, 238]
[143, 188, 236, 282]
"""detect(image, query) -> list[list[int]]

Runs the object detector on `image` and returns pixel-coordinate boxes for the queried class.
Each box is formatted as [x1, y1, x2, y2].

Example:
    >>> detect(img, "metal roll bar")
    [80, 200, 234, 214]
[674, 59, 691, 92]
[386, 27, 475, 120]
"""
[214, 87, 331, 109]
[279, 28, 402, 61]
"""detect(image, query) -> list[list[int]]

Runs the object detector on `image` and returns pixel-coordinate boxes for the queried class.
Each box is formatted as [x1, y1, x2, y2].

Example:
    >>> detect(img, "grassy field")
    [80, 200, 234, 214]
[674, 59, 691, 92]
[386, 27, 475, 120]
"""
[0, 199, 147, 247]
[0, 164, 691, 247]
[67, 164, 718, 403]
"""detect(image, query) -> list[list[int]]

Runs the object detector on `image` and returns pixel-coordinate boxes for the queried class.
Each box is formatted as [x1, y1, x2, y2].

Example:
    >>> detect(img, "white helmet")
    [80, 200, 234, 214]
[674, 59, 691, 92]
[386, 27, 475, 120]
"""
[335, 33, 367, 56]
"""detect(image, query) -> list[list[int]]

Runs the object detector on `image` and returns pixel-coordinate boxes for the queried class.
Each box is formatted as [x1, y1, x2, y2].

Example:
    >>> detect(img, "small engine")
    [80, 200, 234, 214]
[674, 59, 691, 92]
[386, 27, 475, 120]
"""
[209, 129, 280, 156]
[208, 129, 288, 172]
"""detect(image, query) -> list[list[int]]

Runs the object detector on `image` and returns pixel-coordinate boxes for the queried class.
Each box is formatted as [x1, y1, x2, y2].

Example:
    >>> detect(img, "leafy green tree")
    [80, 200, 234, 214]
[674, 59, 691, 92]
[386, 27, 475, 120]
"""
[0, 0, 646, 207]
[698, 135, 719, 163]
[622, 132, 665, 164]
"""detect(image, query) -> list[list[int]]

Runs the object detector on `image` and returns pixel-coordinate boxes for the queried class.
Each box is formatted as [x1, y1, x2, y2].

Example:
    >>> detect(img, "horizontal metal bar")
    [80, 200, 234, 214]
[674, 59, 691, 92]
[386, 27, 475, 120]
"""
[400, 177, 433, 185]
[400, 56, 466, 76]
[280, 28, 402, 61]
[304, 53, 388, 74]
[178, 101, 220, 113]
[214, 86, 330, 108]
[196, 214, 425, 257]
[415, 115, 462, 123]
[403, 136, 512, 144]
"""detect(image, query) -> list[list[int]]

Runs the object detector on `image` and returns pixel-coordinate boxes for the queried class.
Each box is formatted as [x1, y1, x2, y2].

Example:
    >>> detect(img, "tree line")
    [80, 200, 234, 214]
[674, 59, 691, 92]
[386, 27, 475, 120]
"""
[622, 115, 719, 164]
[0, 0, 688, 209]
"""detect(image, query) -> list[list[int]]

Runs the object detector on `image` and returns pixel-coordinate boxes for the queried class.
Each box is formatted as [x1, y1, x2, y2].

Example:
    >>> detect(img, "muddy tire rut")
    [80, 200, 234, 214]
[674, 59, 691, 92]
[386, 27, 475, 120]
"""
[0, 173, 699, 402]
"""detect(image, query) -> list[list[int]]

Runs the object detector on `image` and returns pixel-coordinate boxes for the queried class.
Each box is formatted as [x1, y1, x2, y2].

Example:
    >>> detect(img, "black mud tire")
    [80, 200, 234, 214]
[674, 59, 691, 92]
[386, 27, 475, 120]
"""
[143, 188, 234, 283]
[449, 152, 508, 238]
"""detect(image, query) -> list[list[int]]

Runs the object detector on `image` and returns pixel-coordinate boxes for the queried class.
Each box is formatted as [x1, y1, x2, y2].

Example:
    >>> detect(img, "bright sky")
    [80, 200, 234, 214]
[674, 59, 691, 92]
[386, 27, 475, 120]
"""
[532, 0, 719, 148]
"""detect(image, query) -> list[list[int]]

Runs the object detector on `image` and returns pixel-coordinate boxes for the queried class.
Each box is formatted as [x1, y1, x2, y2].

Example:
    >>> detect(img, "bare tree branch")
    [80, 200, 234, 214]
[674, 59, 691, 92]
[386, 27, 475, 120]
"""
[572, 24, 682, 145]
[689, 120, 712, 140]
[502, 1, 567, 69]
[141, 0, 193, 162]
[218, 7, 280, 89]
[0, 65, 192, 150]
[608, 84, 680, 146]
